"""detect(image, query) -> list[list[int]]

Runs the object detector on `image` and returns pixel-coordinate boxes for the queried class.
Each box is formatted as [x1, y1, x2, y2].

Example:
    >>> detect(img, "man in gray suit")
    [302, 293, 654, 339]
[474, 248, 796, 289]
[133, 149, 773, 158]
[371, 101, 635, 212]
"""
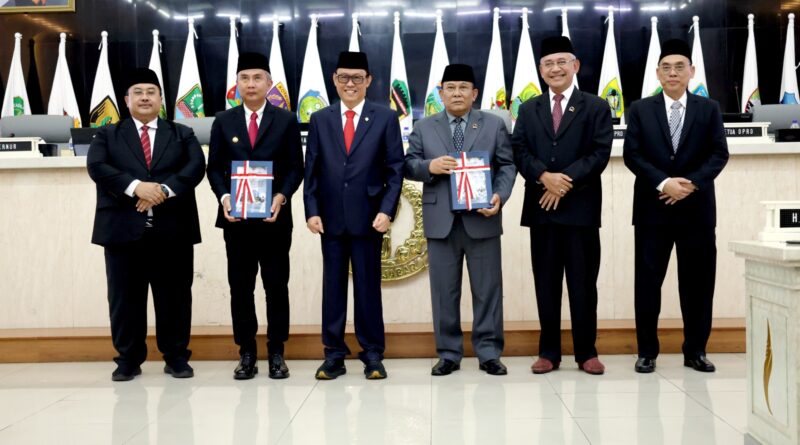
[405, 64, 516, 376]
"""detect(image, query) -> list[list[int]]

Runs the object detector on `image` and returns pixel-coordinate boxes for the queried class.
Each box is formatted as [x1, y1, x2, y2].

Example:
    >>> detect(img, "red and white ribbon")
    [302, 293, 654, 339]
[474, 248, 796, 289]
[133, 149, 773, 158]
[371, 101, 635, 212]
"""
[453, 152, 490, 210]
[231, 161, 273, 218]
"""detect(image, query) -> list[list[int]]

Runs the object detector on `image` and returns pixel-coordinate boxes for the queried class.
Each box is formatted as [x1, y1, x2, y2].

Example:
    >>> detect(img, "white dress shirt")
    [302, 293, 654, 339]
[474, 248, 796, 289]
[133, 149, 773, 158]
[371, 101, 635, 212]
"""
[656, 91, 688, 192]
[549, 83, 576, 112]
[341, 99, 366, 131]
[124, 118, 174, 198]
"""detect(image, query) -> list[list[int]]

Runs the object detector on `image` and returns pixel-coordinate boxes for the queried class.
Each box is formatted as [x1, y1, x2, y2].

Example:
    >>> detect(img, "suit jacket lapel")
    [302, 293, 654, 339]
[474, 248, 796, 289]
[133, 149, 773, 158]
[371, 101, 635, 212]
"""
[233, 106, 252, 153]
[534, 94, 555, 140]
[121, 119, 148, 170]
[148, 119, 172, 169]
[329, 102, 347, 156]
[554, 91, 583, 138]
[462, 110, 483, 152]
[433, 112, 457, 154]
[677, 93, 697, 150]
[653, 94, 673, 150]
[347, 101, 374, 156]
[254, 103, 275, 149]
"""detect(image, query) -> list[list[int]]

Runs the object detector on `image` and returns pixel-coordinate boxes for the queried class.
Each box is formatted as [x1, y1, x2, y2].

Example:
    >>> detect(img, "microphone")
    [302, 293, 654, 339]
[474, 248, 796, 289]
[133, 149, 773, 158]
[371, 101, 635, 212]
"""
[733, 81, 741, 112]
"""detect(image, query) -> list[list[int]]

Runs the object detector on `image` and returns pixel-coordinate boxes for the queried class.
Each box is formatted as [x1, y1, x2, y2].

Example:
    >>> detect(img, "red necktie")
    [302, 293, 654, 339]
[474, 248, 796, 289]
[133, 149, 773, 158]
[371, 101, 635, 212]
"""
[344, 110, 356, 154]
[140, 125, 152, 168]
[248, 112, 258, 149]
[552, 93, 564, 134]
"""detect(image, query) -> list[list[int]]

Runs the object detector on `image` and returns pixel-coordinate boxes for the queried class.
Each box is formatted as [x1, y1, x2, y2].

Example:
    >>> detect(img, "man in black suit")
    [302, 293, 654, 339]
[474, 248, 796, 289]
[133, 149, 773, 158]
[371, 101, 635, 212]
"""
[207, 52, 304, 380]
[87, 68, 205, 381]
[511, 36, 612, 376]
[623, 39, 729, 374]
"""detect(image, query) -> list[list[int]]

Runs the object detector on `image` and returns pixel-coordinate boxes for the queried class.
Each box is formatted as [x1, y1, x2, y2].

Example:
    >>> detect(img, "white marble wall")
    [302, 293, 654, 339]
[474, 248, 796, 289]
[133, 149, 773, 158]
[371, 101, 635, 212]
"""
[0, 152, 796, 329]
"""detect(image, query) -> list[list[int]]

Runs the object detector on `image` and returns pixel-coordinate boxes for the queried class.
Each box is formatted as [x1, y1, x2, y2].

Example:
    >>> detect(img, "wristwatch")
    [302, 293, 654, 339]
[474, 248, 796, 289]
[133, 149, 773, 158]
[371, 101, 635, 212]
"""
[160, 184, 169, 197]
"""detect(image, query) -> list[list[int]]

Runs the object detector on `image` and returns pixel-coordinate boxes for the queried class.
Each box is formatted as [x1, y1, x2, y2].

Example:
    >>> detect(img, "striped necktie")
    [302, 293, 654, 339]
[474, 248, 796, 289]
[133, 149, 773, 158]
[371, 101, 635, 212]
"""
[669, 101, 683, 153]
[453, 117, 464, 152]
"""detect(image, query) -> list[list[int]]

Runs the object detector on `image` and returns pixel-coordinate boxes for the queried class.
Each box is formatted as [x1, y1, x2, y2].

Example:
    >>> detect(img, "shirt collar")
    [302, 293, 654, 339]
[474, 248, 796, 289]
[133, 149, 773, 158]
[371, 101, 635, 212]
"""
[133, 117, 158, 131]
[341, 99, 366, 117]
[446, 109, 470, 124]
[549, 83, 575, 105]
[244, 101, 267, 120]
[663, 91, 688, 109]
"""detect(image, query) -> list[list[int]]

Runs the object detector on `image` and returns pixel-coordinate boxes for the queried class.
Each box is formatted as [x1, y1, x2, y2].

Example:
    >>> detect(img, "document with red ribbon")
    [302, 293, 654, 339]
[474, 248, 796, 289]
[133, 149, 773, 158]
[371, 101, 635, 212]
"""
[230, 160, 274, 219]
[448, 151, 493, 211]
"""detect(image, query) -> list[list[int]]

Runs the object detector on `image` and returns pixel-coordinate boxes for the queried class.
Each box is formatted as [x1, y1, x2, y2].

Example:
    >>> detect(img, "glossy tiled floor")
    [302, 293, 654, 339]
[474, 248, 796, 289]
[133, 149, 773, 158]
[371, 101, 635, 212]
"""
[0, 354, 747, 444]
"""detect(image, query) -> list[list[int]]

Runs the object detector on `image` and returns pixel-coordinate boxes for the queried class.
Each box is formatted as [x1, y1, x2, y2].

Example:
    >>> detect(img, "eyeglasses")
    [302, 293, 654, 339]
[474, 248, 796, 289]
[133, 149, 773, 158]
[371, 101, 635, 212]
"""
[336, 74, 367, 84]
[442, 84, 474, 94]
[541, 58, 575, 70]
[658, 63, 688, 74]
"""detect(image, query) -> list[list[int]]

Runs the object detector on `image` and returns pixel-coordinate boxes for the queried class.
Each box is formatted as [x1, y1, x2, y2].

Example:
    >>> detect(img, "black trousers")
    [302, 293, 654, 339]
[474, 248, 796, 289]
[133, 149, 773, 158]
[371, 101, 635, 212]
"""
[530, 225, 600, 363]
[104, 231, 193, 367]
[224, 222, 292, 356]
[320, 232, 384, 363]
[634, 224, 716, 359]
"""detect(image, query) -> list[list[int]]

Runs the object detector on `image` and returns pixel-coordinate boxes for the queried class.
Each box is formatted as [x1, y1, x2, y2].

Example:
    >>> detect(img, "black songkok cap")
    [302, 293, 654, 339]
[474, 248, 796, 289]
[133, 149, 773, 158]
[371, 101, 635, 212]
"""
[126, 68, 161, 91]
[336, 51, 370, 74]
[237, 51, 271, 74]
[540, 36, 575, 58]
[441, 64, 476, 85]
[659, 39, 692, 63]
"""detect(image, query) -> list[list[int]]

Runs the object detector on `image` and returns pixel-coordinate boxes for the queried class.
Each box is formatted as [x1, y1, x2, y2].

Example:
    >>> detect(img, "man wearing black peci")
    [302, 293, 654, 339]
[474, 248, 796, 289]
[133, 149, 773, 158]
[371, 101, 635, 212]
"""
[623, 39, 729, 374]
[87, 68, 205, 381]
[207, 52, 304, 380]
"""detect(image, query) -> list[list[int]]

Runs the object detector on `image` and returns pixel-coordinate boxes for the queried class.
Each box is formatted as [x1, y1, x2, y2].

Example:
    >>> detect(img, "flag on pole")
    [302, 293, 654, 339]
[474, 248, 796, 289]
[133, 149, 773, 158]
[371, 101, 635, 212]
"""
[510, 7, 542, 125]
[598, 7, 625, 123]
[88, 31, 119, 127]
[561, 8, 579, 89]
[1, 32, 31, 117]
[424, 9, 449, 117]
[148, 30, 167, 119]
[689, 16, 709, 97]
[47, 32, 81, 127]
[349, 13, 360, 51]
[480, 7, 506, 110]
[268, 18, 291, 110]
[225, 17, 241, 109]
[389, 11, 413, 140]
[641, 17, 662, 98]
[741, 14, 760, 112]
[297, 15, 329, 123]
[174, 18, 205, 119]
[780, 13, 799, 104]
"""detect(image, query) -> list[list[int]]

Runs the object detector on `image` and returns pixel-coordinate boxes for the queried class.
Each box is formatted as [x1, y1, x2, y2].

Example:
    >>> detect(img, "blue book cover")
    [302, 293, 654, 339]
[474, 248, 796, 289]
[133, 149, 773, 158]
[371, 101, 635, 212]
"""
[230, 160, 274, 219]
[448, 151, 493, 211]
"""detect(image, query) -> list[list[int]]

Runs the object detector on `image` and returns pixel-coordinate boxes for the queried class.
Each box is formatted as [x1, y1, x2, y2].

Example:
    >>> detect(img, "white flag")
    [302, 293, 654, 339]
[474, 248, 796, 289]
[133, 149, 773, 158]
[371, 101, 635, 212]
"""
[741, 14, 760, 112]
[641, 17, 662, 98]
[424, 10, 449, 117]
[481, 7, 506, 110]
[1, 32, 31, 117]
[389, 11, 413, 140]
[147, 29, 167, 119]
[561, 8, 578, 89]
[88, 31, 119, 127]
[174, 18, 205, 119]
[297, 15, 329, 123]
[225, 17, 241, 109]
[268, 18, 291, 110]
[689, 16, 709, 97]
[47, 32, 81, 127]
[780, 13, 799, 104]
[510, 7, 542, 125]
[349, 14, 360, 51]
[597, 7, 625, 123]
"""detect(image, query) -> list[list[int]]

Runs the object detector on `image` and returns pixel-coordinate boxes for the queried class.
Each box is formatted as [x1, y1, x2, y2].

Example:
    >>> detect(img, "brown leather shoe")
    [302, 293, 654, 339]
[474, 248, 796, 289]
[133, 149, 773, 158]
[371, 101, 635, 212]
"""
[531, 357, 559, 374]
[578, 357, 605, 375]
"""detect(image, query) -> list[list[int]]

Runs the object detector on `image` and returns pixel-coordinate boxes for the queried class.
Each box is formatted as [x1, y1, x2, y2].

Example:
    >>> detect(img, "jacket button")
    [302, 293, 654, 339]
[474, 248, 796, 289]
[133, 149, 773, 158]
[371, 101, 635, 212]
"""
[550, 157, 555, 162]
[344, 182, 348, 187]
[670, 155, 675, 161]
[552, 141, 558, 146]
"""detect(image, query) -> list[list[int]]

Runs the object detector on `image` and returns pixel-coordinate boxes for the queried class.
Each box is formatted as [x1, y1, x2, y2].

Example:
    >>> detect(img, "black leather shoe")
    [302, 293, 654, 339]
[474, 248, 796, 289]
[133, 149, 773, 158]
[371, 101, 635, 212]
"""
[234, 353, 258, 380]
[479, 359, 508, 376]
[268, 354, 289, 379]
[316, 359, 346, 380]
[164, 360, 194, 379]
[364, 360, 387, 380]
[635, 357, 656, 373]
[111, 365, 142, 382]
[431, 359, 460, 376]
[684, 355, 716, 373]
